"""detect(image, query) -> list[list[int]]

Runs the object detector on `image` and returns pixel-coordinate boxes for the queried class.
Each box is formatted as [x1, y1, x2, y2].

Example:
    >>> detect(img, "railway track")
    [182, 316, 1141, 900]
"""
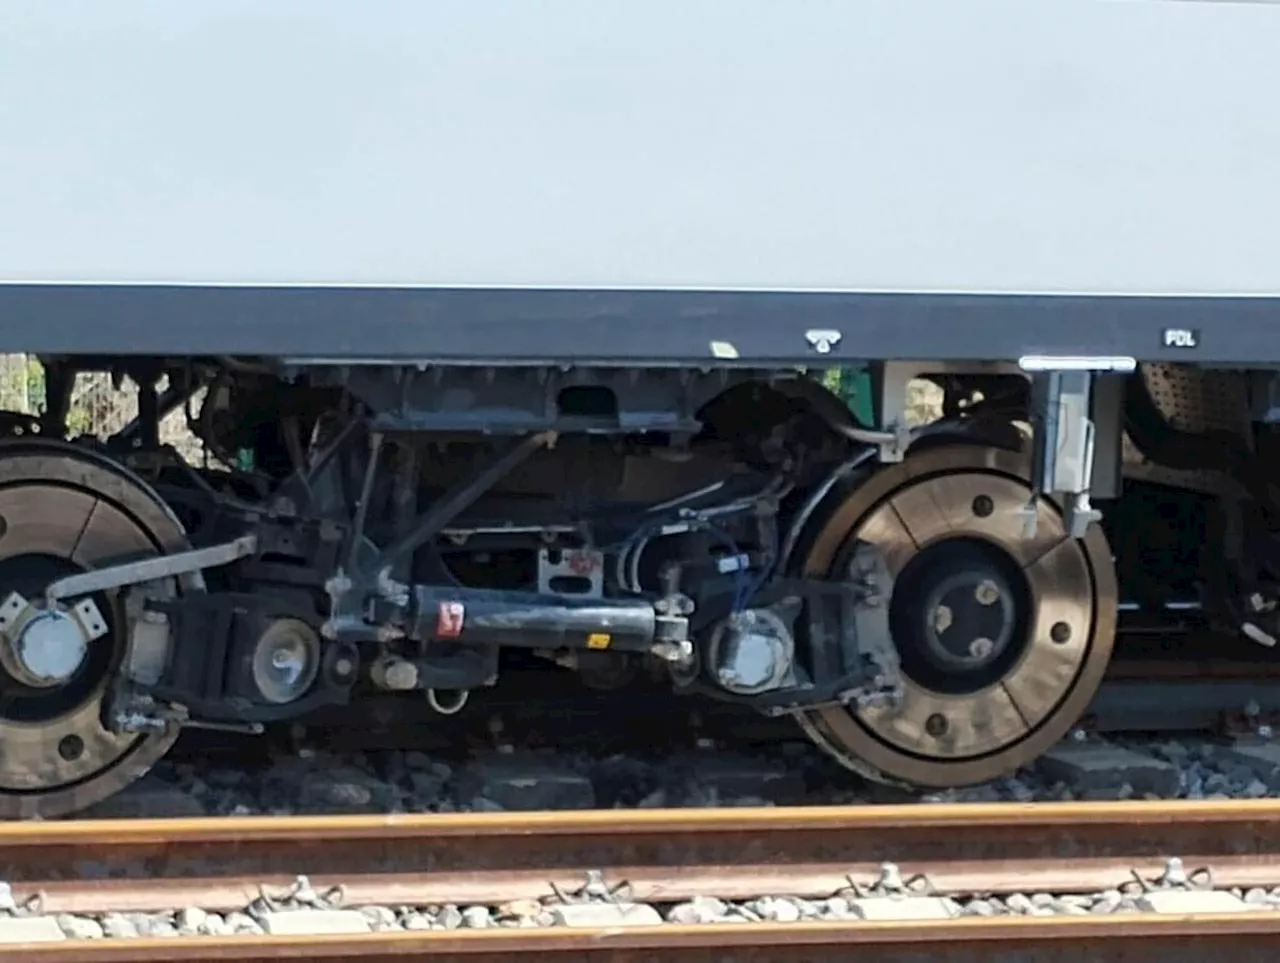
[7, 801, 1280, 960]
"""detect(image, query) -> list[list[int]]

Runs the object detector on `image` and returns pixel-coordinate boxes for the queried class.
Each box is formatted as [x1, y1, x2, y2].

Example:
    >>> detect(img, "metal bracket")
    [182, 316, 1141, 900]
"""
[873, 360, 1026, 464]
[843, 862, 935, 898]
[874, 362, 926, 463]
[366, 431, 556, 581]
[549, 870, 631, 905]
[250, 874, 347, 917]
[0, 592, 109, 644]
[843, 542, 903, 710]
[1018, 357, 1134, 540]
[1125, 856, 1212, 894]
[44, 534, 258, 605]
[537, 547, 604, 598]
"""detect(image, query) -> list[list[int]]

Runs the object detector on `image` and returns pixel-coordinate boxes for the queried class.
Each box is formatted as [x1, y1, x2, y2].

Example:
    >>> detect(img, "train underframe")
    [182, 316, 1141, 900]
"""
[0, 355, 1272, 818]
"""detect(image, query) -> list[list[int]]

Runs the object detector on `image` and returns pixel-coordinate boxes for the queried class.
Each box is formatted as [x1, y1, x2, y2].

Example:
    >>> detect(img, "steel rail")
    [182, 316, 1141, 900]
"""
[5, 800, 1280, 914]
[13, 915, 1280, 963]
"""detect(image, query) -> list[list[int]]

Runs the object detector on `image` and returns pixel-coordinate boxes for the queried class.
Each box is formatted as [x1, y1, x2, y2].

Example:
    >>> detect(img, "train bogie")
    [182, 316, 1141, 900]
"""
[6, 0, 1280, 816]
[0, 353, 1267, 817]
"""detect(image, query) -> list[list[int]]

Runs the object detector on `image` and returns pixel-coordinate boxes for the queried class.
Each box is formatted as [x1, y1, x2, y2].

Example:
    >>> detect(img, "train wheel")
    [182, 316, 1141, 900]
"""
[0, 442, 192, 818]
[795, 445, 1118, 788]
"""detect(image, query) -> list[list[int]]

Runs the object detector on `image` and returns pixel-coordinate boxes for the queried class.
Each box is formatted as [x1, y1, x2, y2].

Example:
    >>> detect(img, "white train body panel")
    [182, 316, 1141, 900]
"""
[1, 0, 1277, 295]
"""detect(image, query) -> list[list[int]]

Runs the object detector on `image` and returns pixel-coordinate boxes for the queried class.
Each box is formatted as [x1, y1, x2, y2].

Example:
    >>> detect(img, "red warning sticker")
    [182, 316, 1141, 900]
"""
[567, 551, 597, 576]
[437, 601, 465, 639]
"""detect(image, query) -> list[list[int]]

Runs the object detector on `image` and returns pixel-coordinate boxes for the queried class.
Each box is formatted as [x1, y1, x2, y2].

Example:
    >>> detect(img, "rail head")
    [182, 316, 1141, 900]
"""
[9, 799, 1280, 847]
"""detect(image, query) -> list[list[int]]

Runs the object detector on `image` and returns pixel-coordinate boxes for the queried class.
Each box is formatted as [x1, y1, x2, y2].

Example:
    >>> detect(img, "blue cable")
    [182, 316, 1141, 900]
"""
[701, 523, 752, 613]
[600, 508, 770, 614]
[742, 517, 778, 605]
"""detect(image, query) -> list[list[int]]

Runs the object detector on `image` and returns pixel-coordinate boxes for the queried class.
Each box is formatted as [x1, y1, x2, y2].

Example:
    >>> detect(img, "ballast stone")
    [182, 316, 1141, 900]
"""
[455, 753, 596, 811]
[56, 915, 105, 940]
[666, 896, 730, 924]
[79, 774, 207, 819]
[1038, 742, 1179, 797]
[669, 751, 805, 805]
[1213, 740, 1280, 791]
[360, 906, 399, 931]
[295, 767, 394, 814]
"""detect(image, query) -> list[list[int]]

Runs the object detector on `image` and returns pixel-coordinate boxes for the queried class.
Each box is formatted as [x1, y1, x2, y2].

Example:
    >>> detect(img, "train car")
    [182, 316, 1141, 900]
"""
[0, 0, 1278, 817]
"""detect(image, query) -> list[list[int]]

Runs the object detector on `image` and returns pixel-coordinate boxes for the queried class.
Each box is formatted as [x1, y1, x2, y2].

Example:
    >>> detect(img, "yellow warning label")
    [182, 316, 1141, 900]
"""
[586, 633, 612, 650]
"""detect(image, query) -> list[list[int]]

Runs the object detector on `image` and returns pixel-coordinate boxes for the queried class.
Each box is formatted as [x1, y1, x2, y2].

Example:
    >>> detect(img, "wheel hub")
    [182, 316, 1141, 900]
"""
[252, 618, 321, 705]
[892, 538, 1025, 689]
[0, 589, 110, 691]
[10, 608, 91, 687]
[795, 445, 1118, 789]
[926, 575, 1008, 663]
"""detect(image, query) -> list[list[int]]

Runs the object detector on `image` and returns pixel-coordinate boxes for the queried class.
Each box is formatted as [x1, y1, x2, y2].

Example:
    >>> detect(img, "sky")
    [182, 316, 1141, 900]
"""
[0, 0, 1277, 293]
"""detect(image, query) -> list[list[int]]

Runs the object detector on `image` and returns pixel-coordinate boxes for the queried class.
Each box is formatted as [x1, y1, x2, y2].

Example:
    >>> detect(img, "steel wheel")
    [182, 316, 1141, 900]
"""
[0, 442, 191, 818]
[795, 445, 1118, 788]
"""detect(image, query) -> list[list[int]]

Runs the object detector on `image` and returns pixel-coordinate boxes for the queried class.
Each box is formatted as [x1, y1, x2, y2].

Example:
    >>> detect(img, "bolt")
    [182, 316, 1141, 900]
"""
[969, 637, 994, 660]
[58, 734, 84, 762]
[375, 658, 418, 691]
[376, 624, 406, 642]
[1160, 857, 1189, 889]
[972, 495, 994, 518]
[925, 713, 948, 737]
[333, 657, 354, 678]
[876, 862, 906, 893]
[974, 580, 1000, 606]
[932, 605, 953, 635]
[1050, 621, 1071, 644]
[650, 640, 694, 664]
[271, 497, 298, 517]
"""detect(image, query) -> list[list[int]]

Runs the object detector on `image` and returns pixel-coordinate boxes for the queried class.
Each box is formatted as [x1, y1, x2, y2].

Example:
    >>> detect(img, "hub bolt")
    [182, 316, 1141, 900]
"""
[974, 580, 1000, 606]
